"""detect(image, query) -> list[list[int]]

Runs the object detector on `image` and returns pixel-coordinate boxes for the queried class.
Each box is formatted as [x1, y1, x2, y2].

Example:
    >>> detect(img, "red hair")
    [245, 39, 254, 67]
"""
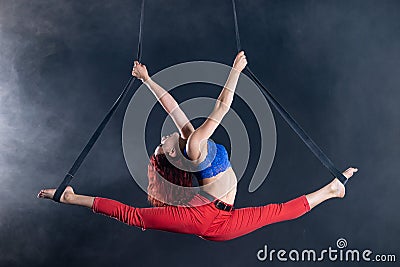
[147, 153, 195, 207]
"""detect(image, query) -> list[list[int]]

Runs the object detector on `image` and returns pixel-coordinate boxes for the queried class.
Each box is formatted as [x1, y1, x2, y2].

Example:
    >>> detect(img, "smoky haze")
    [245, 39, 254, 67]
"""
[0, 0, 399, 266]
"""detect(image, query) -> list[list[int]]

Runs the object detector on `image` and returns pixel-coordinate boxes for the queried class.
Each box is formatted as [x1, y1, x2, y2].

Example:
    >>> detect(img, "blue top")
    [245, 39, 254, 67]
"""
[183, 140, 231, 180]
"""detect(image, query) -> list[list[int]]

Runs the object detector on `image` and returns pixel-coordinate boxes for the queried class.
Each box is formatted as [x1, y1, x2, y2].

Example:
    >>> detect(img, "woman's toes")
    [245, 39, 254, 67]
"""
[343, 167, 358, 179]
[37, 190, 46, 198]
[37, 189, 56, 200]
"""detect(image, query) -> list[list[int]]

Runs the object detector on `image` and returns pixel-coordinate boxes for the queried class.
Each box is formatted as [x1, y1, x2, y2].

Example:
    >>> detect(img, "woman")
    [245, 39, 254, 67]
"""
[38, 51, 357, 241]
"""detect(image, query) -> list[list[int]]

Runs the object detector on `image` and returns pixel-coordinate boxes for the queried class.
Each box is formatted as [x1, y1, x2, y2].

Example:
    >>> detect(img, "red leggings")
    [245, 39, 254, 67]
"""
[92, 194, 310, 241]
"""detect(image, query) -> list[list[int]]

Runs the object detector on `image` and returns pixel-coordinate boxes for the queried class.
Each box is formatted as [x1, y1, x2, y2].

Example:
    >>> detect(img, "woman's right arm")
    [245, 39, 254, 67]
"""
[132, 61, 194, 139]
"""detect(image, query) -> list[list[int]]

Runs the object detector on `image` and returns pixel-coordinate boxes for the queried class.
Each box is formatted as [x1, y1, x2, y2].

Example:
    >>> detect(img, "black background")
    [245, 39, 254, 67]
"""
[0, 0, 399, 266]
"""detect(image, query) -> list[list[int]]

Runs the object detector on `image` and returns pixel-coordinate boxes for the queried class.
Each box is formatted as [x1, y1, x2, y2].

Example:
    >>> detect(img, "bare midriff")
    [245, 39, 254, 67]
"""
[198, 167, 237, 205]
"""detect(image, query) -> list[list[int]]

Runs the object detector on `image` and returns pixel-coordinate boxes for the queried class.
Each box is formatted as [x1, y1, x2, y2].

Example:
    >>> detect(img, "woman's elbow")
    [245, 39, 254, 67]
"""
[214, 101, 230, 115]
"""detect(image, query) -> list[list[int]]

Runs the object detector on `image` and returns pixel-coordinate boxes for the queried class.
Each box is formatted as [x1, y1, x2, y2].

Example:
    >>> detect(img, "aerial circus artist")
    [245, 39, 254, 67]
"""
[38, 51, 358, 241]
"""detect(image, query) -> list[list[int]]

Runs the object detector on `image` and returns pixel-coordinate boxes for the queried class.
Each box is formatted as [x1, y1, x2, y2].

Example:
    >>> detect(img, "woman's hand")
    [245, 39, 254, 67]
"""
[132, 61, 150, 82]
[232, 51, 247, 72]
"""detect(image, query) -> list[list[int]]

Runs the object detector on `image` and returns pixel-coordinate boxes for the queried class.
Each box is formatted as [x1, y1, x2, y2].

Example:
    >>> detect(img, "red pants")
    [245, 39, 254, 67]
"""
[92, 194, 310, 241]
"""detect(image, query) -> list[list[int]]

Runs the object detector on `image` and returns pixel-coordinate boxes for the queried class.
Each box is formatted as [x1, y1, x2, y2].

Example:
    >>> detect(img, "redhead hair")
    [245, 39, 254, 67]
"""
[147, 153, 195, 207]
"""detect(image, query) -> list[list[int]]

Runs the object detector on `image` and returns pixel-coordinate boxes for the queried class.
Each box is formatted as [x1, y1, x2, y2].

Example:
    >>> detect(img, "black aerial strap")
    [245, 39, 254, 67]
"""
[231, 0, 348, 185]
[53, 0, 146, 202]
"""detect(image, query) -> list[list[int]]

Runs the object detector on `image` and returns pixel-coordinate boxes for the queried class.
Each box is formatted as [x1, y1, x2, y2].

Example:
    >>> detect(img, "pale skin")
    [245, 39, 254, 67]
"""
[38, 51, 358, 211]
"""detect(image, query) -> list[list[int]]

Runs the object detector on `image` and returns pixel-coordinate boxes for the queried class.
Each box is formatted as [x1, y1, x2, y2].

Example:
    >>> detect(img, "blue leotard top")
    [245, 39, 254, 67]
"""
[183, 140, 231, 180]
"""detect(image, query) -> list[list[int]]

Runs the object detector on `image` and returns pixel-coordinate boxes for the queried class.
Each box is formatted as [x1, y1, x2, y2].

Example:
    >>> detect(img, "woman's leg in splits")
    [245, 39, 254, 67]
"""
[37, 187, 211, 235]
[202, 167, 358, 241]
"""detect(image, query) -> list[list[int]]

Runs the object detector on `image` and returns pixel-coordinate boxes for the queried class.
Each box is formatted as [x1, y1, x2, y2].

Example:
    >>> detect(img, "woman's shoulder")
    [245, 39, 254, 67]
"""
[183, 138, 212, 162]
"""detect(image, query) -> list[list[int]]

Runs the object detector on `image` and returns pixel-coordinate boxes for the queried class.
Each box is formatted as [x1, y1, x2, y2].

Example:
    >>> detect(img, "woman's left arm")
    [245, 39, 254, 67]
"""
[132, 61, 194, 139]
[186, 51, 247, 160]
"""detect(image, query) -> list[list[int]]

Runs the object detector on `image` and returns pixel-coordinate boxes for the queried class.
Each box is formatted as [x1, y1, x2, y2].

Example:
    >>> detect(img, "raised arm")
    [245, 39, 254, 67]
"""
[132, 61, 194, 139]
[186, 51, 247, 160]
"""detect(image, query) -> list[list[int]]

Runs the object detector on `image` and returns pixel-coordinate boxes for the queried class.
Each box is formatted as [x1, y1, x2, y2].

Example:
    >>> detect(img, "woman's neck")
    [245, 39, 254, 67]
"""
[178, 136, 187, 152]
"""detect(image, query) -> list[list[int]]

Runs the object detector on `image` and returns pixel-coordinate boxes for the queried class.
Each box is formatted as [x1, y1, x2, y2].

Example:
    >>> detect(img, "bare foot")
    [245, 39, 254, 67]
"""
[329, 167, 358, 198]
[37, 186, 75, 203]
